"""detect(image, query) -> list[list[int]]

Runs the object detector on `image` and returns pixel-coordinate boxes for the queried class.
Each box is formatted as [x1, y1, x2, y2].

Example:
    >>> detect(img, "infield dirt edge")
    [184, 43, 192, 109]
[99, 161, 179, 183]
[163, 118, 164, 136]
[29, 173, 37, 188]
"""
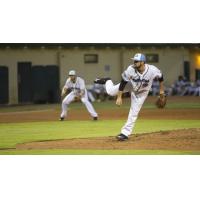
[16, 128, 200, 152]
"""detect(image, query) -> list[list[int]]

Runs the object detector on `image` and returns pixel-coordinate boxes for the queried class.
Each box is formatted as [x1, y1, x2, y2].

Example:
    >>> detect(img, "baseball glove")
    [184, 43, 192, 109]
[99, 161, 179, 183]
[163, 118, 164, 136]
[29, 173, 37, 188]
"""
[74, 95, 81, 102]
[155, 93, 167, 109]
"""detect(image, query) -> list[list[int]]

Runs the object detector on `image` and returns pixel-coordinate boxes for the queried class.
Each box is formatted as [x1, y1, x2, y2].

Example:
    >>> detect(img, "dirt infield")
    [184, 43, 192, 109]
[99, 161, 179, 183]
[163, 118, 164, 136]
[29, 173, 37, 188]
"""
[0, 108, 200, 123]
[17, 128, 200, 151]
[1, 96, 200, 152]
[0, 96, 199, 123]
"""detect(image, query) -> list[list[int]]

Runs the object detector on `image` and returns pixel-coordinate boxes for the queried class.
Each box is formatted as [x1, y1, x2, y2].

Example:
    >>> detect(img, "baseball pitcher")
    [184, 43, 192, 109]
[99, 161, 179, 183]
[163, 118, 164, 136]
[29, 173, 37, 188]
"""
[60, 70, 98, 121]
[94, 53, 165, 141]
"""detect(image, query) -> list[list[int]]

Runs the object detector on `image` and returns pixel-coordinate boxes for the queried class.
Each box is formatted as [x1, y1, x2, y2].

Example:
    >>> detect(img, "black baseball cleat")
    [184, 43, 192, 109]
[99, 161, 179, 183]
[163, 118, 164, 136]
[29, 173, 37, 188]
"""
[116, 133, 128, 141]
[59, 117, 64, 121]
[93, 117, 98, 121]
[94, 77, 111, 84]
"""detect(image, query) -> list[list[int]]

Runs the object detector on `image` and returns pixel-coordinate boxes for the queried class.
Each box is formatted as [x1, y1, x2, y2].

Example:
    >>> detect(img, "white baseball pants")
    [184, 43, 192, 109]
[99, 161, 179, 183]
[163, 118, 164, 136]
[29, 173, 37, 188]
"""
[105, 80, 148, 136]
[60, 90, 98, 119]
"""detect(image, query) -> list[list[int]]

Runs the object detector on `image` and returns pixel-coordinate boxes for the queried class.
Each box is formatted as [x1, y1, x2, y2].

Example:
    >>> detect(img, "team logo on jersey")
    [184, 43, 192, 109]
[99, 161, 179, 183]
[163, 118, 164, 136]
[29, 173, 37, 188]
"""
[141, 79, 149, 87]
[132, 78, 149, 83]
[131, 78, 149, 87]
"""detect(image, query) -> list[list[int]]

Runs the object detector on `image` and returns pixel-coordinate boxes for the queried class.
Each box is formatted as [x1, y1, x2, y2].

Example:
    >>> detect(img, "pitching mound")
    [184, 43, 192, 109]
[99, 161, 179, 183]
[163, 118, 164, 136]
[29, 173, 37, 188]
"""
[17, 128, 200, 151]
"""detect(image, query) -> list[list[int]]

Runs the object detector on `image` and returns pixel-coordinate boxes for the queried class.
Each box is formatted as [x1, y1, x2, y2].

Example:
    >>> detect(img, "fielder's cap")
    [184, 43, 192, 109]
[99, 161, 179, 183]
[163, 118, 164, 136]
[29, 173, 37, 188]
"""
[131, 53, 146, 62]
[68, 70, 76, 76]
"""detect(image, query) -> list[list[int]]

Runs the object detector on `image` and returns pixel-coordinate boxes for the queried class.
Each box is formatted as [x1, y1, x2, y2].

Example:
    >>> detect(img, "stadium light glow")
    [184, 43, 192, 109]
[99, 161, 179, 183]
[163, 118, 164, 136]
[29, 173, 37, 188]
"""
[196, 55, 200, 69]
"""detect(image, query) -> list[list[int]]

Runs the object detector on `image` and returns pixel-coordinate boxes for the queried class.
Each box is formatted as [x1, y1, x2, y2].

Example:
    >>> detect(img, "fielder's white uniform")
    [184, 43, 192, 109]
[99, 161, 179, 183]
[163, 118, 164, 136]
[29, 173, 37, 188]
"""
[105, 64, 162, 136]
[60, 77, 98, 119]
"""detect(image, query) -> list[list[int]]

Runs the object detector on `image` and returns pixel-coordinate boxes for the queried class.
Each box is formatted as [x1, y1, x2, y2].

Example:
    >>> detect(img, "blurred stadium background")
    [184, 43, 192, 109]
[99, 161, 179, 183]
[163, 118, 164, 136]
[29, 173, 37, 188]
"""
[0, 43, 200, 105]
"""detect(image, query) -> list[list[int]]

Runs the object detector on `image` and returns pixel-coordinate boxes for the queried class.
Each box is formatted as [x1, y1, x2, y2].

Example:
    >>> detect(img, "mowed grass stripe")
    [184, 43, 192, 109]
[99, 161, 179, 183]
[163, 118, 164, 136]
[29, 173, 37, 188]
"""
[1, 149, 200, 155]
[0, 120, 200, 148]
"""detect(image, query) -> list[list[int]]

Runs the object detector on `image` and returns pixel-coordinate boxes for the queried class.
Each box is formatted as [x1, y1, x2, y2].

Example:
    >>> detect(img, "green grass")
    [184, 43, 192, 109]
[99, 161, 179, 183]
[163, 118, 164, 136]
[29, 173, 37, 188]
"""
[0, 97, 200, 113]
[143, 103, 200, 109]
[0, 97, 200, 155]
[0, 104, 58, 113]
[1, 149, 200, 155]
[0, 120, 200, 154]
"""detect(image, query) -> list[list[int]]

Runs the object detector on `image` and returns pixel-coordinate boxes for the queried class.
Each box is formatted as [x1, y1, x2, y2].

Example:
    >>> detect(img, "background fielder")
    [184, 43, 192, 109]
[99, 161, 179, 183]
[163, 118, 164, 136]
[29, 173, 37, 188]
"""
[60, 70, 98, 121]
[95, 53, 165, 141]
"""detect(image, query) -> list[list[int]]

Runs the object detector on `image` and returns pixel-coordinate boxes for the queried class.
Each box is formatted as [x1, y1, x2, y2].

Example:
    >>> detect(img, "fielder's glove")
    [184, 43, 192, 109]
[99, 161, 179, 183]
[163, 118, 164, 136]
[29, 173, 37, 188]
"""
[74, 96, 81, 102]
[155, 93, 167, 109]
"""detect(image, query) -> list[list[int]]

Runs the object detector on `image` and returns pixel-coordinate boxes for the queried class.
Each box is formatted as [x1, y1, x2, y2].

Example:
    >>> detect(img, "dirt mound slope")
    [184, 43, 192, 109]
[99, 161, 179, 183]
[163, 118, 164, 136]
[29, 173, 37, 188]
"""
[17, 128, 200, 151]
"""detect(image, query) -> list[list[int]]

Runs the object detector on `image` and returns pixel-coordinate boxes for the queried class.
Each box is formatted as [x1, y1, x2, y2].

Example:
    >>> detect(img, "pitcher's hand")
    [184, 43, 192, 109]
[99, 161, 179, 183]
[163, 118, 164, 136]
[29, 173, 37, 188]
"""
[116, 97, 122, 106]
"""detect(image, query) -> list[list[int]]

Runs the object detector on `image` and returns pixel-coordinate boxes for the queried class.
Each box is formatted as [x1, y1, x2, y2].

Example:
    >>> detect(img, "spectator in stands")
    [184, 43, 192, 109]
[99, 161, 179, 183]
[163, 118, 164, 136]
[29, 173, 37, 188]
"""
[193, 79, 200, 96]
[151, 78, 160, 96]
[92, 83, 107, 102]
[171, 75, 187, 95]
[174, 78, 200, 96]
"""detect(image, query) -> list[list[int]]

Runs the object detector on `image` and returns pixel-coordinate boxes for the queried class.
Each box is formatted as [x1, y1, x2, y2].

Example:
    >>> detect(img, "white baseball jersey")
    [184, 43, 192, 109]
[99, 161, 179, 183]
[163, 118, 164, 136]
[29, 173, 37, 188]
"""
[64, 77, 86, 96]
[122, 64, 162, 94]
[104, 62, 163, 137]
[61, 76, 98, 119]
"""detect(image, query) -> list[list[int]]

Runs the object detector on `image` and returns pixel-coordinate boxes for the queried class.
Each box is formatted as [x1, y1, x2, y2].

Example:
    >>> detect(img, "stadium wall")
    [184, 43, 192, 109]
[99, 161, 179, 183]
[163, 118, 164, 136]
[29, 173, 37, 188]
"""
[0, 47, 199, 104]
